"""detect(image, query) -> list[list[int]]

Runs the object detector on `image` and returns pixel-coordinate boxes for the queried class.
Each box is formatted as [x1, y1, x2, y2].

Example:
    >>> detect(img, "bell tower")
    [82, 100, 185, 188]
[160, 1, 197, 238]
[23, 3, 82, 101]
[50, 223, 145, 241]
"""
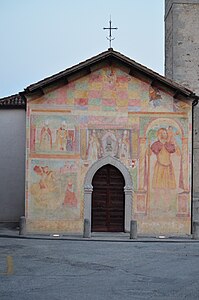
[165, 0, 199, 227]
[165, 0, 199, 94]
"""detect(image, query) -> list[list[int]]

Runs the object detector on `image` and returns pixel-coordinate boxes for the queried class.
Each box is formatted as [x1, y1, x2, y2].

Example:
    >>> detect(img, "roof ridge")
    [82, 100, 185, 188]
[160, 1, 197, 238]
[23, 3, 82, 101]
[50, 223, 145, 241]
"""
[2, 49, 199, 102]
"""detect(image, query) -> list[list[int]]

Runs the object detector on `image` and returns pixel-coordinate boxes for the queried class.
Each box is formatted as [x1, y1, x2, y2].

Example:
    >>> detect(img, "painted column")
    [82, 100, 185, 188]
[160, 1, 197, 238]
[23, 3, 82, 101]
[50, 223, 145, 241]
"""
[177, 137, 190, 216]
[138, 138, 146, 191]
[136, 137, 147, 214]
[181, 137, 189, 191]
[80, 129, 87, 160]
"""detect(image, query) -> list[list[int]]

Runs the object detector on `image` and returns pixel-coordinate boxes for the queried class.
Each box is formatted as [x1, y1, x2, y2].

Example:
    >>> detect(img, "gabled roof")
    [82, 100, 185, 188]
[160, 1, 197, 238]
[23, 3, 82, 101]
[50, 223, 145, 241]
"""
[24, 48, 199, 103]
[0, 94, 26, 109]
[1, 48, 199, 108]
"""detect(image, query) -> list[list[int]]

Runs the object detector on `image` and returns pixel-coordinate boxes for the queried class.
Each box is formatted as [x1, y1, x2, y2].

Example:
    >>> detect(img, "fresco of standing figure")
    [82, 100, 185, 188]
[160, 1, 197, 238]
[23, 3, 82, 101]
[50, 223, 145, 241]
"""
[39, 120, 52, 151]
[118, 130, 130, 160]
[87, 130, 100, 161]
[150, 128, 177, 189]
[56, 121, 68, 151]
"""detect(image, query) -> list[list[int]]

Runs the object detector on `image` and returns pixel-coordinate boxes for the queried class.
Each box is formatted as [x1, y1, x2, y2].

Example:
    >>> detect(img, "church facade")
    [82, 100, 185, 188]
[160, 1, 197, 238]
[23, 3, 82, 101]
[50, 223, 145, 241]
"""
[1, 1, 199, 236]
[19, 49, 197, 235]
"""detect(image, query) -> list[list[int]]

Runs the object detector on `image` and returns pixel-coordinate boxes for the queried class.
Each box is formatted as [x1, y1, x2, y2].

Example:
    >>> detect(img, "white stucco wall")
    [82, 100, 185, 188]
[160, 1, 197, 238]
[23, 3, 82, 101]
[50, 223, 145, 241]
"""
[0, 109, 26, 224]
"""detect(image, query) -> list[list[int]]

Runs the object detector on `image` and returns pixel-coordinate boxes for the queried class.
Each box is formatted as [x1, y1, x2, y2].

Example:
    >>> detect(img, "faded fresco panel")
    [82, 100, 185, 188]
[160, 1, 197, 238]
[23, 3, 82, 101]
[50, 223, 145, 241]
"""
[135, 116, 191, 234]
[29, 65, 175, 114]
[29, 159, 80, 220]
[30, 114, 80, 154]
[86, 129, 132, 164]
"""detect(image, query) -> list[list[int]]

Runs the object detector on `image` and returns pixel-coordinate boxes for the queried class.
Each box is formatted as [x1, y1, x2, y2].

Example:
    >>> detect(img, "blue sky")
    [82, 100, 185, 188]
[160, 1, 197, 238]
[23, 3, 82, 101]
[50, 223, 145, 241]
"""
[0, 0, 164, 98]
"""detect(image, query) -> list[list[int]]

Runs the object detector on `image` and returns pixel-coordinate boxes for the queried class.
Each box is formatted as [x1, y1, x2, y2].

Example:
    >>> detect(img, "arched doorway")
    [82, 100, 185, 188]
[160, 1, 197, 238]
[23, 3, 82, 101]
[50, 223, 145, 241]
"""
[91, 164, 125, 232]
[84, 156, 133, 233]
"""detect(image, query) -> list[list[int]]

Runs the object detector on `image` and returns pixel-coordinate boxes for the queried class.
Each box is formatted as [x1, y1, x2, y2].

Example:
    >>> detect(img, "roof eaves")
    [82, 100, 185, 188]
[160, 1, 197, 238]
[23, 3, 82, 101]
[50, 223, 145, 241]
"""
[25, 49, 113, 93]
[110, 50, 195, 98]
[0, 93, 26, 108]
[24, 48, 197, 100]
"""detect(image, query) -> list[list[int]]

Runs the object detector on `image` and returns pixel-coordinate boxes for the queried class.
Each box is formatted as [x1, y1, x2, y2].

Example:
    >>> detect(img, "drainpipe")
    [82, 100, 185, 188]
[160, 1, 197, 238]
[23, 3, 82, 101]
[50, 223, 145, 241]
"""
[191, 95, 199, 234]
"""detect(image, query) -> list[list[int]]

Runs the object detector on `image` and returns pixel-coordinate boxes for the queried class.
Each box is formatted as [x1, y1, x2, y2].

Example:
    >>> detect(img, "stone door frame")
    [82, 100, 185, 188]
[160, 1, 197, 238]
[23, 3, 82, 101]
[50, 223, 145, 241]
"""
[84, 156, 133, 232]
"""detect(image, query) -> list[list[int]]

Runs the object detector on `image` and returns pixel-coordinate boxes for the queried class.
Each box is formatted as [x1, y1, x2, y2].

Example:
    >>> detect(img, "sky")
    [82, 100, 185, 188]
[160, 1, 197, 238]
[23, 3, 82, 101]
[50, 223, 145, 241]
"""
[0, 0, 164, 98]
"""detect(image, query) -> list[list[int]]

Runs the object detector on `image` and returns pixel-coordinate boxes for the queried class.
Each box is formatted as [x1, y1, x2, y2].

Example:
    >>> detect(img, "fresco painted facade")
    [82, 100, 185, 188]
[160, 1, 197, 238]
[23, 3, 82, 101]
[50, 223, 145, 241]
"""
[26, 62, 192, 235]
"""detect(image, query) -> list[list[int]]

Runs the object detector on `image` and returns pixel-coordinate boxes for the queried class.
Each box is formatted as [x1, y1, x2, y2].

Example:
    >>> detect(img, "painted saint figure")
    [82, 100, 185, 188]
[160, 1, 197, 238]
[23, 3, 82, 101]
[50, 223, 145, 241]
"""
[63, 180, 77, 207]
[149, 85, 162, 107]
[39, 120, 52, 151]
[56, 121, 67, 151]
[150, 128, 176, 189]
[66, 130, 75, 152]
[118, 130, 130, 160]
[87, 130, 100, 160]
[31, 165, 57, 202]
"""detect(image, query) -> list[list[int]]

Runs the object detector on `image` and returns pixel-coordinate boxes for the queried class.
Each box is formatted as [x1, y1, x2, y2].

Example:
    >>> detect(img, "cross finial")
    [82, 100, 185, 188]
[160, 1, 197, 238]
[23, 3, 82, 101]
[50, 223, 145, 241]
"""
[103, 16, 118, 49]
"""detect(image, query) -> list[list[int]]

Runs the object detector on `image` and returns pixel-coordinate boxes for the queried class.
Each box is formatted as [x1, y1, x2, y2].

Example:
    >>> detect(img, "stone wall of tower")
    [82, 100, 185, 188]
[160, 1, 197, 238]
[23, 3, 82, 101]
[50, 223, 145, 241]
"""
[165, 0, 199, 225]
[165, 0, 199, 94]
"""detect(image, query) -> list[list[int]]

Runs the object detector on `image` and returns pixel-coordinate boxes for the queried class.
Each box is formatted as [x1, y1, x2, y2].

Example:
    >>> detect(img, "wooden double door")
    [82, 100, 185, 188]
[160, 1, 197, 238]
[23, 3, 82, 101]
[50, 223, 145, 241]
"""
[91, 164, 125, 232]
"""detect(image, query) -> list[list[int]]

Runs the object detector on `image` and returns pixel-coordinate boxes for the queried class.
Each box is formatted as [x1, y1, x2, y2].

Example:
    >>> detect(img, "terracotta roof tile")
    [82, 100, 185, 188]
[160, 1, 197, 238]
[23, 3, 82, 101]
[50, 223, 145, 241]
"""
[0, 94, 26, 108]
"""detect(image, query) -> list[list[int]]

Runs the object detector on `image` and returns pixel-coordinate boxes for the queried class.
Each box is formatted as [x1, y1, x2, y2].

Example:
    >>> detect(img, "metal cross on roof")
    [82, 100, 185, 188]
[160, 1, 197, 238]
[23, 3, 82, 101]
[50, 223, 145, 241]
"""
[103, 17, 118, 49]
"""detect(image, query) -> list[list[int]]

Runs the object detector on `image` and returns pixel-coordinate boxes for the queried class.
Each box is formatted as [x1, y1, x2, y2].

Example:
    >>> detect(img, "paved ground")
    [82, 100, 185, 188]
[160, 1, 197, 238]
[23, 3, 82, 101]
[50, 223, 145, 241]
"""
[0, 236, 199, 300]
